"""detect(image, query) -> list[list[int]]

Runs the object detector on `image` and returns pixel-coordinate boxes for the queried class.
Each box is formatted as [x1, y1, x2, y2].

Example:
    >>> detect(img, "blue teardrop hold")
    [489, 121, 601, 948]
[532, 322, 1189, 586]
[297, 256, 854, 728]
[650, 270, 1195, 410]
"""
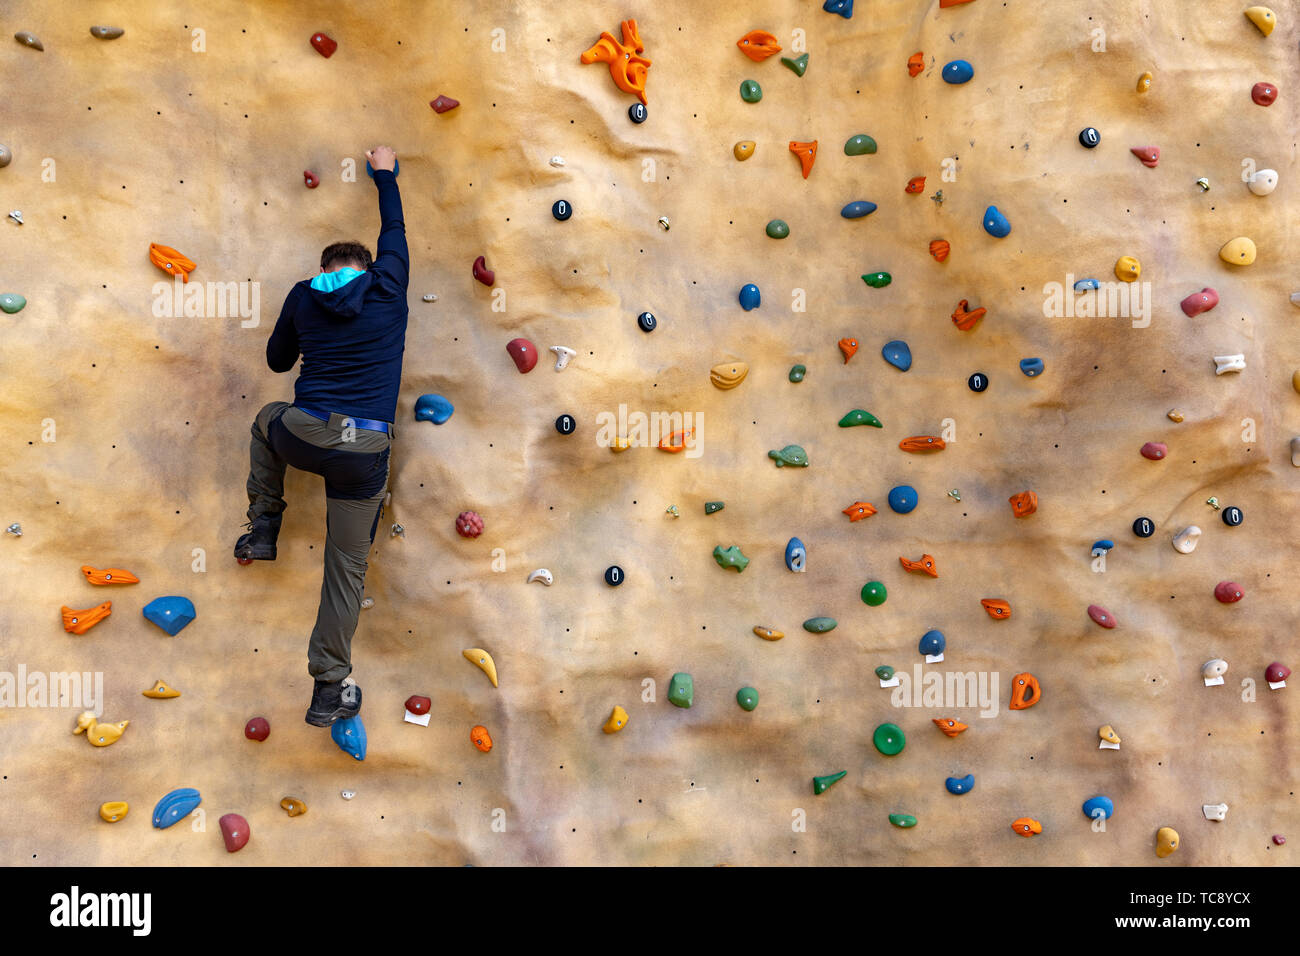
[823, 0, 854, 18]
[882, 340, 912, 371]
[738, 283, 761, 311]
[785, 537, 807, 573]
[888, 485, 918, 514]
[365, 158, 398, 178]
[1074, 278, 1100, 292]
[983, 205, 1011, 237]
[1091, 539, 1114, 555]
[1020, 357, 1044, 377]
[840, 200, 878, 219]
[918, 629, 946, 656]
[414, 393, 454, 424]
[946, 774, 975, 795]
[332, 715, 367, 761]
[152, 787, 202, 828]
[942, 60, 974, 84]
[1082, 795, 1114, 820]
[142, 596, 196, 636]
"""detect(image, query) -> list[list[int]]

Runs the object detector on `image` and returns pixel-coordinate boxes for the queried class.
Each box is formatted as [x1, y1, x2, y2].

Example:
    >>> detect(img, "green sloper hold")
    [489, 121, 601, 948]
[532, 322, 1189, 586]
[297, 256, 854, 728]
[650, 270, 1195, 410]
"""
[740, 79, 762, 103]
[780, 53, 809, 76]
[736, 687, 759, 711]
[668, 673, 694, 708]
[860, 581, 887, 606]
[813, 771, 847, 795]
[0, 293, 26, 314]
[844, 134, 877, 156]
[768, 444, 809, 467]
[789, 364, 806, 383]
[803, 616, 837, 633]
[862, 272, 892, 288]
[704, 501, 725, 514]
[766, 219, 790, 239]
[875, 665, 895, 681]
[873, 722, 905, 755]
[713, 545, 749, 572]
[839, 409, 882, 428]
[889, 813, 918, 828]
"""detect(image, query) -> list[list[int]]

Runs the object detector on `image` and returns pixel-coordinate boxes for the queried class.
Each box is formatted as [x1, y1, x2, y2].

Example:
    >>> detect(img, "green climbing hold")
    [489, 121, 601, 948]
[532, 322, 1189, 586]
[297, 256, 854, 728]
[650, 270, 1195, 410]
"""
[860, 581, 887, 606]
[768, 445, 809, 467]
[873, 722, 905, 756]
[766, 219, 790, 239]
[713, 545, 749, 572]
[736, 687, 759, 711]
[889, 813, 918, 828]
[0, 293, 26, 314]
[704, 501, 725, 515]
[740, 79, 763, 103]
[875, 665, 895, 681]
[780, 53, 809, 77]
[838, 409, 882, 428]
[844, 134, 877, 156]
[668, 673, 694, 708]
[803, 616, 837, 633]
[861, 272, 892, 288]
[789, 364, 806, 383]
[813, 771, 847, 795]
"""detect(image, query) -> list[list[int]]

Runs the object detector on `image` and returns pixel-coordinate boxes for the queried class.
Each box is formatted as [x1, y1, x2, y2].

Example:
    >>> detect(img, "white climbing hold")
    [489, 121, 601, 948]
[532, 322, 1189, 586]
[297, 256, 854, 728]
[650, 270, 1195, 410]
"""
[391, 523, 405, 538]
[1248, 168, 1278, 196]
[1203, 658, 1228, 686]
[549, 156, 566, 167]
[1172, 526, 1201, 554]
[8, 210, 22, 225]
[1290, 292, 1300, 307]
[5, 523, 20, 536]
[527, 568, 553, 586]
[1202, 803, 1229, 821]
[1213, 354, 1245, 375]
[360, 597, 375, 610]
[658, 216, 670, 230]
[422, 294, 438, 302]
[550, 345, 576, 371]
[341, 789, 356, 800]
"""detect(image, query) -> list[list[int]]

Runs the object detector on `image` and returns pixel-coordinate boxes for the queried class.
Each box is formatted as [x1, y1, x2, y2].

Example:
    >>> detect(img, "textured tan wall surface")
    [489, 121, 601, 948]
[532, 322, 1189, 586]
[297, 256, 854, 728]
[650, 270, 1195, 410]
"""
[0, 0, 1295, 866]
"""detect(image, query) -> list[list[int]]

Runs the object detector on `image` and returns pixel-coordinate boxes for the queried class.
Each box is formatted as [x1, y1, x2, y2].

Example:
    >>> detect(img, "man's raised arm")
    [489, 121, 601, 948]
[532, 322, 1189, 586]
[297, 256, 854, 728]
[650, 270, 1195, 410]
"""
[365, 146, 408, 291]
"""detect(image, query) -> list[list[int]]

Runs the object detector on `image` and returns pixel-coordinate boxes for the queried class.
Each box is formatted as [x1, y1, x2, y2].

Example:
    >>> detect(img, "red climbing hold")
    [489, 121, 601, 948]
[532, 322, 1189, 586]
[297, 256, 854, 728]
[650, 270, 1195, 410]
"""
[1130, 146, 1160, 168]
[236, 557, 253, 566]
[405, 694, 431, 715]
[219, 813, 250, 852]
[430, 95, 460, 113]
[905, 176, 926, 194]
[303, 170, 319, 189]
[244, 717, 270, 741]
[473, 255, 495, 286]
[940, 0, 977, 6]
[1214, 581, 1244, 604]
[505, 338, 538, 373]
[456, 511, 485, 539]
[310, 33, 337, 58]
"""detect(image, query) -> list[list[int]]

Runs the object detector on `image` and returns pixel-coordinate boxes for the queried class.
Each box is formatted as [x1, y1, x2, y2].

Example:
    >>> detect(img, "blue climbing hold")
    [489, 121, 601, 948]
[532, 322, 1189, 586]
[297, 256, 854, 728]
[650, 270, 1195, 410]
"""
[946, 774, 975, 795]
[942, 60, 974, 84]
[365, 158, 399, 178]
[152, 787, 202, 829]
[882, 340, 912, 371]
[1091, 539, 1114, 556]
[823, 0, 853, 18]
[1082, 795, 1114, 820]
[918, 629, 946, 657]
[840, 200, 877, 219]
[983, 205, 1011, 237]
[331, 715, 367, 761]
[739, 283, 761, 311]
[888, 485, 918, 514]
[414, 394, 454, 425]
[785, 537, 807, 573]
[142, 596, 196, 636]
[1074, 278, 1100, 292]
[1020, 357, 1044, 377]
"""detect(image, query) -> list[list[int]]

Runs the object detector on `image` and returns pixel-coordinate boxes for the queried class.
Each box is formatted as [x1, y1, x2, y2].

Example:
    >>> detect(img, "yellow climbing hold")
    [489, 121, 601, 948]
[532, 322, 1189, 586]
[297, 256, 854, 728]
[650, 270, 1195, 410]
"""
[1114, 256, 1141, 282]
[280, 796, 308, 817]
[1136, 71, 1152, 93]
[1156, 826, 1180, 858]
[1167, 409, 1184, 423]
[463, 648, 498, 687]
[753, 625, 785, 641]
[734, 141, 755, 161]
[1244, 6, 1276, 36]
[1293, 369, 1300, 394]
[611, 436, 631, 452]
[73, 711, 128, 747]
[1219, 236, 1257, 266]
[603, 705, 629, 733]
[1099, 725, 1121, 745]
[710, 361, 749, 390]
[142, 679, 180, 698]
[99, 801, 129, 823]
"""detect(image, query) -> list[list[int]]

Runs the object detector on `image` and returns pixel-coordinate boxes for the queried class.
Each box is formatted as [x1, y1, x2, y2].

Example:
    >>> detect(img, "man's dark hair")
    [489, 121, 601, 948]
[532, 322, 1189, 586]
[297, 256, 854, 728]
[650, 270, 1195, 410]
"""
[320, 241, 373, 272]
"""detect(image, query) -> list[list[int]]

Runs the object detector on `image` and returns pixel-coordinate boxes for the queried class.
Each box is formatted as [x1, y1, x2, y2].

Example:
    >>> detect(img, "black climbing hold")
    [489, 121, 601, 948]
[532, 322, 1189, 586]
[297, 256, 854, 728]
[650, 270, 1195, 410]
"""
[1221, 505, 1243, 527]
[628, 103, 647, 124]
[968, 372, 988, 393]
[1132, 516, 1155, 538]
[637, 311, 657, 333]
[604, 565, 624, 587]
[1078, 127, 1100, 149]
[555, 414, 576, 435]
[552, 199, 572, 221]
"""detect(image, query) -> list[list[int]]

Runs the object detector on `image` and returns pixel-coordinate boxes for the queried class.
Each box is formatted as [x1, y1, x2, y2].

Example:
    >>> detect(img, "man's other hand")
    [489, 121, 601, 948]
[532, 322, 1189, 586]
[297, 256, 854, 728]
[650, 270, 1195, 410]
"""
[366, 146, 397, 172]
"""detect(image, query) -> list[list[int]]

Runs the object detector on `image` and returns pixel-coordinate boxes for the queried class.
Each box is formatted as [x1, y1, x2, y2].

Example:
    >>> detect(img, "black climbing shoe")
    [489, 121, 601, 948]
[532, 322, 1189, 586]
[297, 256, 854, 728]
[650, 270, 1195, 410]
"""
[234, 512, 281, 561]
[305, 677, 362, 727]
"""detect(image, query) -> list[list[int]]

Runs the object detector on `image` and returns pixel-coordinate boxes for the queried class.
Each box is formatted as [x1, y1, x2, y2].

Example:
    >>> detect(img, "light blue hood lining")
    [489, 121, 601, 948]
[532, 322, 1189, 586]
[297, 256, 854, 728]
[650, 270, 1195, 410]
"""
[310, 267, 365, 293]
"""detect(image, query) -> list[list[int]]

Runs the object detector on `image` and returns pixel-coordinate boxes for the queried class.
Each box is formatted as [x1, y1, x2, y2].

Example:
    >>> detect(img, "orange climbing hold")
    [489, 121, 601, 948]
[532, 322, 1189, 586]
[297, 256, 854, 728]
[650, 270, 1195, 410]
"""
[950, 299, 986, 332]
[148, 243, 196, 283]
[842, 501, 877, 521]
[658, 428, 693, 453]
[899, 436, 945, 453]
[981, 598, 1011, 620]
[736, 30, 782, 61]
[471, 725, 493, 752]
[838, 337, 859, 363]
[932, 717, 967, 737]
[61, 601, 112, 635]
[1009, 490, 1038, 517]
[908, 52, 924, 76]
[1009, 673, 1041, 710]
[929, 239, 950, 262]
[81, 566, 139, 586]
[1012, 817, 1043, 837]
[905, 176, 926, 194]
[789, 140, 818, 179]
[580, 19, 651, 105]
[899, 554, 939, 577]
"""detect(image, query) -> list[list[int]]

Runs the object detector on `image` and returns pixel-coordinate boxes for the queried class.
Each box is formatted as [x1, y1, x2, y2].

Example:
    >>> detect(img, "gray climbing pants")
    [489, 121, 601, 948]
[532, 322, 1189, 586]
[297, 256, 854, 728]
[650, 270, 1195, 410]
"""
[246, 401, 391, 682]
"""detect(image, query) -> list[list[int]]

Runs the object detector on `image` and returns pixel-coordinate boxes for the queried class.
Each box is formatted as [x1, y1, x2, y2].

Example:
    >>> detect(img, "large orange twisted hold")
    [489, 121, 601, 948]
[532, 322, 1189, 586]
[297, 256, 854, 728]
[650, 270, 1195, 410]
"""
[580, 19, 650, 105]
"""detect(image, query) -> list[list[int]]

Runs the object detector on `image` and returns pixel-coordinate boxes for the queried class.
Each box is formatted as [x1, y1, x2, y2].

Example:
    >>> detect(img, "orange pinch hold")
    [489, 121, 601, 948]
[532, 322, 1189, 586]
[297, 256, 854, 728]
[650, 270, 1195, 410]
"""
[470, 725, 493, 753]
[899, 554, 939, 577]
[932, 717, 967, 737]
[658, 428, 693, 453]
[737, 30, 782, 61]
[1009, 672, 1041, 710]
[929, 239, 950, 262]
[62, 601, 112, 635]
[908, 52, 924, 77]
[842, 501, 877, 521]
[899, 435, 945, 453]
[1009, 490, 1038, 518]
[950, 298, 986, 332]
[1012, 817, 1043, 837]
[981, 598, 1011, 620]
[789, 140, 818, 179]
[905, 176, 926, 194]
[580, 19, 651, 105]
[148, 243, 196, 283]
[81, 566, 140, 586]
[838, 337, 859, 363]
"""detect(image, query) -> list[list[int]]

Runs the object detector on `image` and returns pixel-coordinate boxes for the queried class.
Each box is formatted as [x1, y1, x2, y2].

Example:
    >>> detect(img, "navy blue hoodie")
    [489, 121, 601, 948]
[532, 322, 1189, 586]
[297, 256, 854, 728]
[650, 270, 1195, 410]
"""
[266, 168, 408, 424]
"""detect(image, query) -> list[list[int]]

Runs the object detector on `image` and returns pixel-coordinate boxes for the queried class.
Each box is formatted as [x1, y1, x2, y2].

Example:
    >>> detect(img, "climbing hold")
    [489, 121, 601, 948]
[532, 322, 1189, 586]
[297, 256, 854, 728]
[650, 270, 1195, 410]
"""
[933, 718, 967, 737]
[841, 201, 877, 219]
[899, 436, 945, 453]
[1155, 827, 1180, 859]
[781, 53, 810, 76]
[1137, 71, 1153, 92]
[861, 272, 892, 288]
[1214, 354, 1247, 375]
[455, 511, 484, 538]
[739, 284, 761, 310]
[1009, 491, 1038, 518]
[1091, 540, 1115, 556]
[1132, 516, 1155, 538]
[603, 706, 629, 733]
[1079, 127, 1100, 148]
[281, 797, 307, 817]
[73, 711, 128, 747]
[789, 140, 818, 178]
[1009, 673, 1040, 710]
[1087, 605, 1117, 629]
[0, 145, 9, 168]
[753, 626, 785, 641]
[823, 0, 854, 17]
[1214, 581, 1244, 604]
[1248, 169, 1278, 195]
[918, 629, 945, 659]
[303, 170, 320, 189]
[788, 364, 806, 383]
[838, 409, 882, 428]
[142, 680, 180, 699]
[942, 60, 974, 84]
[422, 294, 438, 302]
[1099, 725, 1121, 747]
[668, 673, 694, 708]
[1180, 288, 1219, 316]
[1244, 6, 1276, 35]
[244, 717, 270, 741]
[1222, 505, 1243, 527]
[873, 723, 905, 755]
[604, 565, 624, 587]
[1203, 658, 1229, 684]
[890, 813, 918, 828]
[143, 596, 196, 636]
[13, 31, 43, 51]
[1083, 796, 1114, 820]
[734, 141, 755, 161]
[82, 565, 139, 586]
[414, 394, 454, 424]
[555, 414, 577, 435]
[899, 554, 938, 577]
[405, 694, 432, 721]
[1019, 357, 1044, 377]
[1202, 803, 1229, 822]
[629, 103, 648, 123]
[219, 813, 250, 853]
[580, 19, 650, 105]
[713, 545, 750, 572]
[341, 790, 356, 800]
[736, 30, 782, 61]
[803, 617, 837, 633]
[153, 788, 201, 829]
[310, 32, 337, 58]
[658, 216, 670, 230]
[0, 293, 26, 314]
[882, 340, 912, 371]
[888, 485, 918, 514]
[552, 199, 573, 221]
[843, 501, 878, 522]
[768, 445, 809, 467]
[1219, 236, 1257, 265]
[428, 94, 460, 114]
[930, 239, 951, 262]
[951, 299, 985, 331]
[968, 372, 988, 392]
[981, 598, 1011, 620]
[876, 666, 896, 682]
[1196, 177, 1211, 191]
[1074, 278, 1100, 292]
[549, 346, 578, 371]
[1167, 409, 1184, 423]
[739, 79, 763, 103]
[710, 361, 749, 390]
[813, 771, 847, 794]
[1266, 662, 1290, 687]
[635, 311, 657, 333]
[1012, 818, 1043, 837]
[527, 568, 553, 586]
[946, 775, 975, 795]
[660, 427, 689, 453]
[149, 243, 196, 283]
[99, 801, 128, 823]
[982, 206, 1011, 237]
[1140, 442, 1168, 461]
[471, 725, 493, 753]
[860, 581, 887, 606]
[704, 501, 725, 515]
[838, 338, 860, 363]
[908, 52, 925, 76]
[784, 537, 806, 573]
[844, 134, 877, 156]
[331, 715, 367, 760]
[766, 220, 790, 239]
[905, 176, 926, 194]
[90, 26, 125, 39]
[473, 256, 495, 286]
[8, 211, 22, 226]
[62, 602, 112, 635]
[736, 687, 759, 711]
[1252, 81, 1277, 106]
[463, 648, 498, 687]
[1130, 146, 1160, 168]
[505, 338, 537, 373]
[1115, 256, 1141, 282]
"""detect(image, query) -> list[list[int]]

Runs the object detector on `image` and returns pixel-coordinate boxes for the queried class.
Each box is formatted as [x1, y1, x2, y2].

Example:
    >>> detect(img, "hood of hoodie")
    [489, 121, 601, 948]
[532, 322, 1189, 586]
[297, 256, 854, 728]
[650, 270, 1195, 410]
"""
[307, 267, 372, 319]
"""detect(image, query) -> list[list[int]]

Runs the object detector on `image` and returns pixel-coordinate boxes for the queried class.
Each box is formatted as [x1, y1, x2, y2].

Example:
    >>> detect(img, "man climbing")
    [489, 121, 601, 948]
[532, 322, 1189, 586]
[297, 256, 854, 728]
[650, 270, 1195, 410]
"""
[235, 145, 407, 728]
